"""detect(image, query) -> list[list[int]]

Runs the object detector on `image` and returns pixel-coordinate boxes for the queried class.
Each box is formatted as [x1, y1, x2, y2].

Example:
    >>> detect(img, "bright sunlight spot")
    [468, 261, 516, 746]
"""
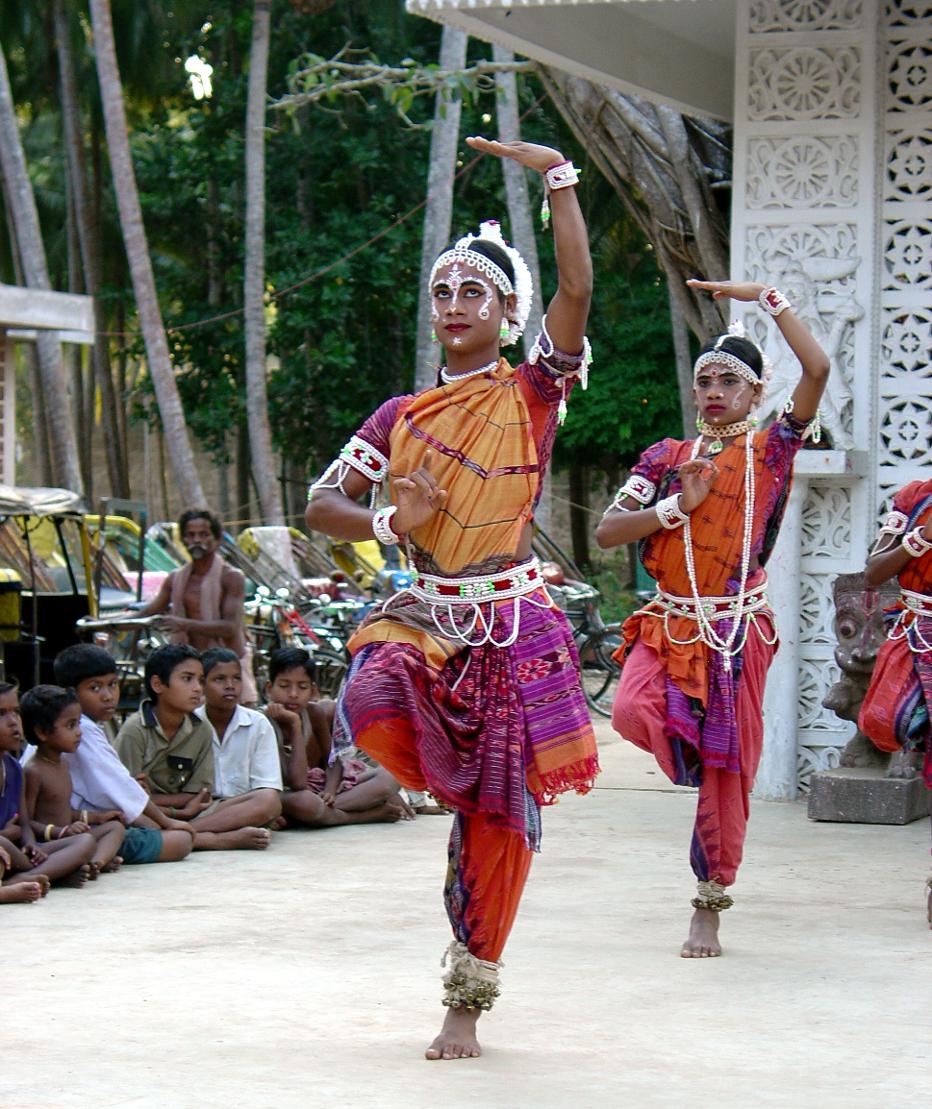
[185, 55, 214, 100]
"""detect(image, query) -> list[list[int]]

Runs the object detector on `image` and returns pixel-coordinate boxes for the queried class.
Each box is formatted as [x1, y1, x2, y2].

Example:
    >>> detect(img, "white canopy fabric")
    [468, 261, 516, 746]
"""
[405, 0, 737, 121]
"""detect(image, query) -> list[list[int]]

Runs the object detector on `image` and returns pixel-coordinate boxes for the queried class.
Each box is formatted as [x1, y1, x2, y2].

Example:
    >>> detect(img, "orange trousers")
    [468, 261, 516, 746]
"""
[357, 709, 533, 962]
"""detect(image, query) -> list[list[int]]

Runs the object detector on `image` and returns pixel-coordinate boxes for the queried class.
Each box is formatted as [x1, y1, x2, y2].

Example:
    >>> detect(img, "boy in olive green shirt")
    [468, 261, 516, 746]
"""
[115, 645, 278, 850]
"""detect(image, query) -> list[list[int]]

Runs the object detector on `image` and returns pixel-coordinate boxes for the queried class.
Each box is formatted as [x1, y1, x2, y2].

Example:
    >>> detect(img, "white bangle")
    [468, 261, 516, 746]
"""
[758, 286, 792, 316]
[656, 494, 689, 530]
[372, 505, 400, 546]
[545, 160, 579, 192]
[901, 527, 932, 558]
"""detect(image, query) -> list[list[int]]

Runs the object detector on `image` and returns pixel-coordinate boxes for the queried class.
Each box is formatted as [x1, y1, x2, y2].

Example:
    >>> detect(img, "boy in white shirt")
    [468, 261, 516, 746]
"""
[53, 645, 194, 864]
[197, 648, 283, 807]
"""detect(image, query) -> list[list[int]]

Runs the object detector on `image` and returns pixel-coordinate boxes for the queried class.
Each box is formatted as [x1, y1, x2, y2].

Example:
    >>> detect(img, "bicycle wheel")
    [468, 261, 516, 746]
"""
[577, 624, 623, 718]
[309, 644, 349, 700]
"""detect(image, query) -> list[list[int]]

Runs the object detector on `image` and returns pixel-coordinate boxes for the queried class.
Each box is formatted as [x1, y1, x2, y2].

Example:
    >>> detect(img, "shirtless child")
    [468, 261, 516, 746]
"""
[263, 647, 406, 827]
[21, 685, 126, 877]
[0, 681, 95, 895]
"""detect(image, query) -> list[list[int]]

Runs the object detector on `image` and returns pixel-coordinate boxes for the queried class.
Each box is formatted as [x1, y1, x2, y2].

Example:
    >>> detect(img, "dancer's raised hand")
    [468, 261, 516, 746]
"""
[466, 136, 564, 174]
[393, 450, 447, 534]
[677, 458, 718, 513]
[687, 278, 766, 303]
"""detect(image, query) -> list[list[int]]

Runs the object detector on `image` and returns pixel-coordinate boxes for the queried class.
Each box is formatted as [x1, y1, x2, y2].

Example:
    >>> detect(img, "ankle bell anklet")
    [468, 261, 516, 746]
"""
[691, 879, 734, 913]
[441, 940, 502, 1011]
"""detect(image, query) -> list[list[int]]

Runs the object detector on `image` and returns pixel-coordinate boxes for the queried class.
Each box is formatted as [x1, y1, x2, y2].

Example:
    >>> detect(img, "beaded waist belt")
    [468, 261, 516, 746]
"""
[650, 581, 770, 621]
[900, 587, 932, 619]
[409, 558, 544, 605]
[638, 581, 774, 654]
[889, 588, 932, 654]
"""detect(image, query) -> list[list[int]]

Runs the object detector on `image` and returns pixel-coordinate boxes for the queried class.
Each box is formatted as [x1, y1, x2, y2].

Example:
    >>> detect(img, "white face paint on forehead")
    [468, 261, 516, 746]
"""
[432, 265, 496, 318]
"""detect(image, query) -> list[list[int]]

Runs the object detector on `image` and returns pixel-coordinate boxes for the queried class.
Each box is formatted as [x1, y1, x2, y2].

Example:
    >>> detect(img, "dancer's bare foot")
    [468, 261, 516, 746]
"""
[681, 908, 722, 957]
[194, 827, 272, 851]
[0, 881, 43, 903]
[425, 1007, 481, 1060]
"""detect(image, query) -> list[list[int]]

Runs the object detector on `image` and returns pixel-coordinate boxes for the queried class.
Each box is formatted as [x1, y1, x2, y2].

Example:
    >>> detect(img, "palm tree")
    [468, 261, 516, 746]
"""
[414, 25, 468, 391]
[53, 0, 127, 498]
[87, 0, 205, 507]
[0, 38, 83, 493]
[243, 0, 283, 524]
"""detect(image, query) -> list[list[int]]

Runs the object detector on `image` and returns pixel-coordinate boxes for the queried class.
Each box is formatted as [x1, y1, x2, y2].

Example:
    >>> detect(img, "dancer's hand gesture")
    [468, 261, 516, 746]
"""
[466, 136, 564, 174]
[393, 450, 447, 535]
[687, 278, 766, 303]
[678, 458, 718, 513]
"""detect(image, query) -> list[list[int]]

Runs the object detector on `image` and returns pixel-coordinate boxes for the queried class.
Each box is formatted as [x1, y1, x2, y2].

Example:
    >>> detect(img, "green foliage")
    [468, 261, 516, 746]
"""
[4, 0, 683, 492]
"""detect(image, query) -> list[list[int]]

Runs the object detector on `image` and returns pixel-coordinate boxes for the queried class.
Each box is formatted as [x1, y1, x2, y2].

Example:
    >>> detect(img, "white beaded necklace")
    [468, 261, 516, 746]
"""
[696, 418, 755, 456]
[439, 357, 500, 384]
[682, 429, 756, 657]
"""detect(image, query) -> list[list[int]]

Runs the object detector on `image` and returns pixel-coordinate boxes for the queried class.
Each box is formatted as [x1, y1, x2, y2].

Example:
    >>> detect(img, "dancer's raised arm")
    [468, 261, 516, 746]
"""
[465, 137, 592, 353]
[686, 279, 829, 421]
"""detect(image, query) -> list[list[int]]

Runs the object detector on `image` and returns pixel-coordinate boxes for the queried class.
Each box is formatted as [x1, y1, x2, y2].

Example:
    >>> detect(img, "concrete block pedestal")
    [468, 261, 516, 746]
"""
[808, 767, 931, 825]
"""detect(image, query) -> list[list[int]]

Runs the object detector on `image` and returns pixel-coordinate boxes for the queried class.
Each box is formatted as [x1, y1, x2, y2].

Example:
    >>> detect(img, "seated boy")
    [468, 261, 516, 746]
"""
[21, 685, 126, 877]
[115, 644, 275, 850]
[52, 644, 194, 865]
[0, 680, 95, 892]
[196, 647, 282, 820]
[263, 647, 405, 827]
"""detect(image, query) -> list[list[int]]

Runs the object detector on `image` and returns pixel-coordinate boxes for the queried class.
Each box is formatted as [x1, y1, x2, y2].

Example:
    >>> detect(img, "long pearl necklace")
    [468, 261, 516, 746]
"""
[682, 429, 756, 657]
[439, 357, 500, 384]
[696, 418, 755, 456]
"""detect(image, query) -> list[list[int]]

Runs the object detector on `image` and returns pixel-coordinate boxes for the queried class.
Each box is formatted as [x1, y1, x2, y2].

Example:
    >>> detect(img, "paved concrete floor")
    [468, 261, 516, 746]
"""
[6, 721, 929, 1109]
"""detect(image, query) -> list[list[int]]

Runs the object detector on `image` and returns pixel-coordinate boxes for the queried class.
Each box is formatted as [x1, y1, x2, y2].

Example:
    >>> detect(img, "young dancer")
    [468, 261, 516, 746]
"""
[21, 685, 126, 877]
[306, 137, 598, 1059]
[597, 278, 829, 958]
[858, 480, 932, 926]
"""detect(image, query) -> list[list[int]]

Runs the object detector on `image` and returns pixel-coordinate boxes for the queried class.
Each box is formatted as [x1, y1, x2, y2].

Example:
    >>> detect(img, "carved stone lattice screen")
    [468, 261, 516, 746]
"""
[733, 0, 931, 796]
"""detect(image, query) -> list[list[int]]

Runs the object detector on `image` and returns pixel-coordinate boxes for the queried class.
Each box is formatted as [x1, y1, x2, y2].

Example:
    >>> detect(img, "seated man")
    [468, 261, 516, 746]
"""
[51, 644, 194, 865]
[196, 647, 283, 815]
[114, 645, 277, 850]
[137, 508, 257, 703]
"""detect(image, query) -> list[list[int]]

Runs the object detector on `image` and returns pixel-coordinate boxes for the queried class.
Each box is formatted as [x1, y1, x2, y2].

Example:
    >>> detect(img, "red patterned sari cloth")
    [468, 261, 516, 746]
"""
[859, 480, 932, 790]
[323, 352, 598, 961]
[611, 413, 808, 886]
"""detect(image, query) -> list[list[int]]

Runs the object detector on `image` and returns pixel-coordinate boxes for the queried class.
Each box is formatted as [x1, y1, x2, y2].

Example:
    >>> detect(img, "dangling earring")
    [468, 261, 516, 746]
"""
[748, 408, 759, 427]
[695, 412, 702, 431]
[431, 329, 438, 344]
[499, 320, 510, 341]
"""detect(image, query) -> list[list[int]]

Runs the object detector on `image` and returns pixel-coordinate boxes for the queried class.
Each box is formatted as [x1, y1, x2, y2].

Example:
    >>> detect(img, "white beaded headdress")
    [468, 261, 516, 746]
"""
[693, 319, 772, 391]
[429, 220, 533, 346]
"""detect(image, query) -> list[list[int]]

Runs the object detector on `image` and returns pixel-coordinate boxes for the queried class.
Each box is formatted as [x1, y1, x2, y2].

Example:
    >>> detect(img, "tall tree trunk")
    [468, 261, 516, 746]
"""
[493, 45, 544, 351]
[243, 0, 283, 523]
[54, 0, 127, 498]
[414, 26, 468, 391]
[492, 44, 553, 527]
[65, 173, 93, 498]
[568, 460, 590, 570]
[668, 289, 696, 436]
[88, 0, 205, 506]
[0, 42, 83, 492]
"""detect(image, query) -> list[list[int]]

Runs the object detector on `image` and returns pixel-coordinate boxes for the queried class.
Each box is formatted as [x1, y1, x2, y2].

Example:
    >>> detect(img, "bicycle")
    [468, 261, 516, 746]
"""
[245, 586, 351, 699]
[546, 579, 622, 719]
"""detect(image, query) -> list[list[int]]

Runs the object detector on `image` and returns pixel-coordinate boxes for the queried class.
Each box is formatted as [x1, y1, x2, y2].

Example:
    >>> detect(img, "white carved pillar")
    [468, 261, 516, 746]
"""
[757, 475, 806, 800]
[734, 0, 881, 795]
